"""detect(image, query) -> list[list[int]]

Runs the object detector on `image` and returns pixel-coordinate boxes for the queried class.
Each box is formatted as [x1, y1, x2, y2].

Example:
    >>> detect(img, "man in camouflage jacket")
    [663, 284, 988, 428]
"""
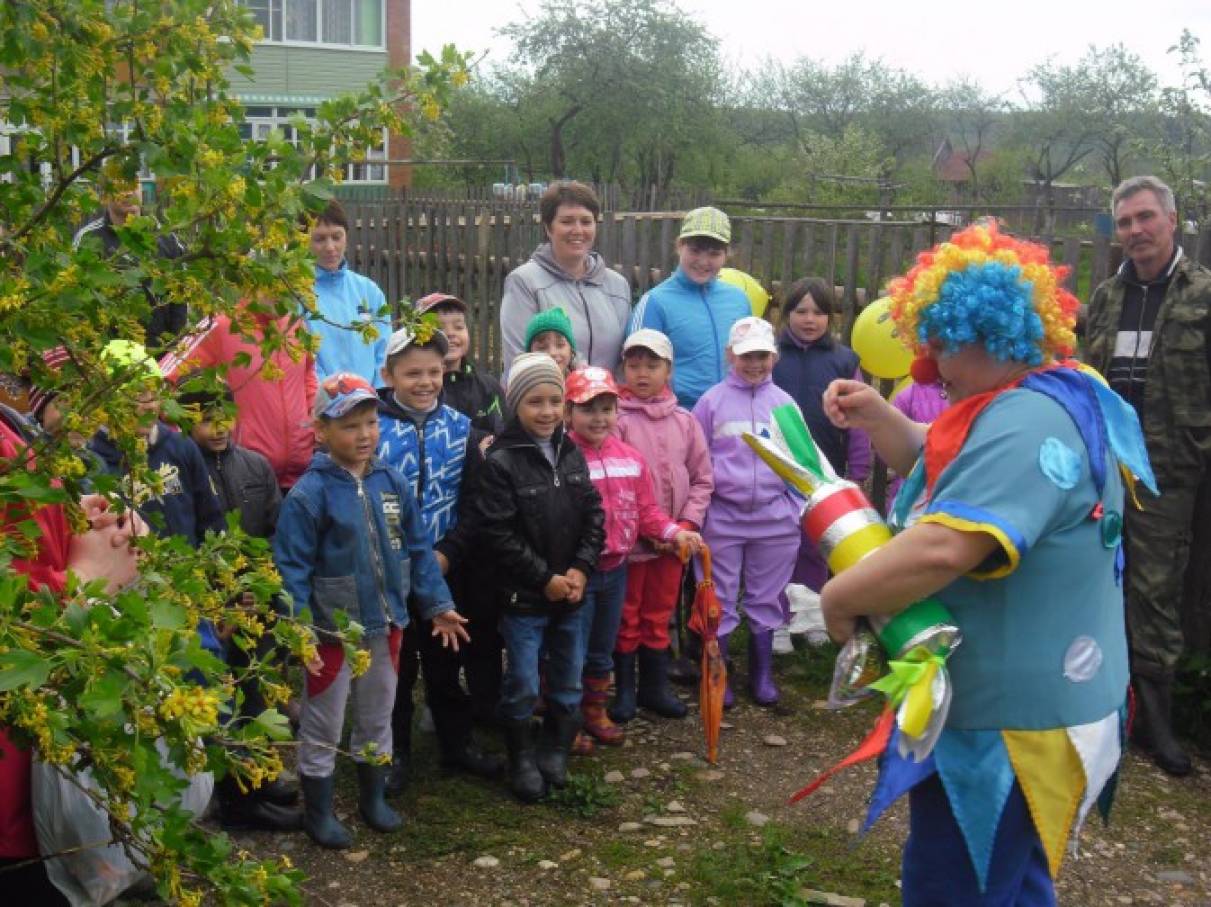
[1085, 175, 1211, 776]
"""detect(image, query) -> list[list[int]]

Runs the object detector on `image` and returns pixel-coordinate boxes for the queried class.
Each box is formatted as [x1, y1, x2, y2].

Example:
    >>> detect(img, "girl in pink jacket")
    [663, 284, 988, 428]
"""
[564, 366, 702, 749]
[161, 304, 317, 490]
[612, 329, 714, 725]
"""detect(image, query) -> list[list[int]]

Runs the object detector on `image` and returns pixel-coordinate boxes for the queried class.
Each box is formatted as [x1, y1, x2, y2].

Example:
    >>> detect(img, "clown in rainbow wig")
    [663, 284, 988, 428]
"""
[814, 222, 1157, 905]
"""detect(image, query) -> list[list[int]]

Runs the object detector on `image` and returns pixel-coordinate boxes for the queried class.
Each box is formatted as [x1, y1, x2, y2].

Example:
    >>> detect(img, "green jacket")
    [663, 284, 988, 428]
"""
[1086, 250, 1211, 479]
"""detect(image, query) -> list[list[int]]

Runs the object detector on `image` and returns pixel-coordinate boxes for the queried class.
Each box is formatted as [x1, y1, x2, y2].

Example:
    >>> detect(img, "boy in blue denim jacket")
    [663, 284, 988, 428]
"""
[274, 373, 468, 849]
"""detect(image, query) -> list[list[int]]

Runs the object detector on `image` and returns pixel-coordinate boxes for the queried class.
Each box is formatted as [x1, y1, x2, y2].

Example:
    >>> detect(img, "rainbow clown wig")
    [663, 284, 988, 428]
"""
[888, 222, 1079, 367]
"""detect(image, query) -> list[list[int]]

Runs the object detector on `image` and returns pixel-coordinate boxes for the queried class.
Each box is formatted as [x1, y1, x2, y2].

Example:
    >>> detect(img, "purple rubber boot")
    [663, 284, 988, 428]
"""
[717, 633, 735, 710]
[748, 629, 780, 706]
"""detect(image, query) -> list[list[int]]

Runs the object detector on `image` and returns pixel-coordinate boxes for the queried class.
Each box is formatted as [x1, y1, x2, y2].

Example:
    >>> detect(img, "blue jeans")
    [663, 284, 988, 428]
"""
[902, 775, 1056, 906]
[498, 609, 588, 722]
[581, 565, 628, 678]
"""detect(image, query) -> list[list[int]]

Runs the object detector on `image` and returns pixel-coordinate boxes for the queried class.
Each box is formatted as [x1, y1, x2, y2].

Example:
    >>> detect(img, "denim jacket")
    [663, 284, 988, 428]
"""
[274, 452, 454, 638]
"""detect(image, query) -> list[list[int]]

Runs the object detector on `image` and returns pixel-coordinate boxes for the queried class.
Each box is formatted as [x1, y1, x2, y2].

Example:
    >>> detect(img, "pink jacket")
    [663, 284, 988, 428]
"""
[615, 388, 714, 561]
[161, 311, 317, 488]
[570, 431, 680, 572]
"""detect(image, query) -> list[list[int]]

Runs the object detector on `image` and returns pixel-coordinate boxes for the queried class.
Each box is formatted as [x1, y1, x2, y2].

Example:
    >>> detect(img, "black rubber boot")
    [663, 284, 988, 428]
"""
[636, 646, 688, 719]
[1133, 675, 1192, 777]
[384, 751, 410, 797]
[259, 774, 299, 807]
[217, 777, 303, 832]
[441, 739, 506, 779]
[535, 708, 582, 790]
[356, 762, 403, 832]
[300, 774, 352, 849]
[608, 651, 638, 724]
[504, 719, 546, 803]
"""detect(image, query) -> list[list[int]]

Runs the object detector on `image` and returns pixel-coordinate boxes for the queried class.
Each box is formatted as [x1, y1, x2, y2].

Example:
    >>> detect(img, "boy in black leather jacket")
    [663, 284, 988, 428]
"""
[468, 353, 604, 803]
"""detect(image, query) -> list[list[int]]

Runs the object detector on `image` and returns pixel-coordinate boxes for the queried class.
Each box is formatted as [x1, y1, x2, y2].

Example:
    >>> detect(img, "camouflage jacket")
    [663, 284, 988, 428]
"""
[1086, 251, 1211, 480]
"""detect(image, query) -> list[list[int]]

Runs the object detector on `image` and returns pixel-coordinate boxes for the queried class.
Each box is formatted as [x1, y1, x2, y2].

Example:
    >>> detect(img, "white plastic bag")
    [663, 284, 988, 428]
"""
[785, 583, 829, 645]
[32, 740, 213, 907]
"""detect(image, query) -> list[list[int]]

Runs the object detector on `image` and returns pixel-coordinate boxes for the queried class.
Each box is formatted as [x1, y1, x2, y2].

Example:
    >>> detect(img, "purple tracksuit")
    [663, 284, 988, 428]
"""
[691, 371, 802, 635]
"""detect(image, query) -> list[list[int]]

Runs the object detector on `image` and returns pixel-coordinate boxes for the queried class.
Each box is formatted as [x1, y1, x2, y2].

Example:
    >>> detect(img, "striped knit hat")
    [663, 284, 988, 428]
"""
[505, 352, 565, 414]
[27, 346, 73, 419]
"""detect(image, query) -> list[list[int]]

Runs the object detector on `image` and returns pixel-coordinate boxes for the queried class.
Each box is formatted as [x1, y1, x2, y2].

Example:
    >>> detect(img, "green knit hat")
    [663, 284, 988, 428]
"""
[524, 306, 577, 353]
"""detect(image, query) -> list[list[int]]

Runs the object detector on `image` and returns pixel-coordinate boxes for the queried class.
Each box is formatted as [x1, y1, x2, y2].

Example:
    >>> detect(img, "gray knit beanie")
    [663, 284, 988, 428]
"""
[505, 352, 565, 414]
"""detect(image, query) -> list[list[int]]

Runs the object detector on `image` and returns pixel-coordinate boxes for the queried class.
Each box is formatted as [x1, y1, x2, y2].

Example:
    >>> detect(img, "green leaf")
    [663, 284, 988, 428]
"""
[80, 673, 128, 719]
[150, 599, 187, 630]
[251, 708, 292, 741]
[0, 649, 51, 691]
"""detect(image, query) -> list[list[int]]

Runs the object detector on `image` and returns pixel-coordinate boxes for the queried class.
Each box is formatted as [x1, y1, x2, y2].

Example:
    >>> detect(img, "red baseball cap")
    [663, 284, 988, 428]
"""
[415, 292, 467, 315]
[565, 366, 620, 404]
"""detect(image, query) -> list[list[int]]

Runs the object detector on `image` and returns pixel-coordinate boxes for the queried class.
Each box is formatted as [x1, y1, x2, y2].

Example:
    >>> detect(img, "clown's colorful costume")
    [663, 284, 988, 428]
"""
[802, 225, 1157, 905]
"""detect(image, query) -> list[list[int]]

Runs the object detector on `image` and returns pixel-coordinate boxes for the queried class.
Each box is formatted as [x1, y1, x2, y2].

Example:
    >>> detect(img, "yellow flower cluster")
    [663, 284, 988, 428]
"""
[159, 685, 221, 734]
[349, 647, 371, 677]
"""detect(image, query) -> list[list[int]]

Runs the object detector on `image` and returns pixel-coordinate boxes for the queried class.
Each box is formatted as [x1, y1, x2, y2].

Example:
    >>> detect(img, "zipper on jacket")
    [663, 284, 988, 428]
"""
[703, 285, 721, 390]
[577, 286, 595, 364]
[356, 474, 393, 626]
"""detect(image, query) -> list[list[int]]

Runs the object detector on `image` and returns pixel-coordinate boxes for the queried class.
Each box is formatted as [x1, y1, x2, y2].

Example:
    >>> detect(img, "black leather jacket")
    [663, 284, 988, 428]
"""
[469, 420, 604, 614]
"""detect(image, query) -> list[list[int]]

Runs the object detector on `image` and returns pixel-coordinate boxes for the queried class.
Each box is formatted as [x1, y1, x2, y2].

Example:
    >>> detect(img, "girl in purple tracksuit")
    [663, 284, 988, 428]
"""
[691, 317, 802, 707]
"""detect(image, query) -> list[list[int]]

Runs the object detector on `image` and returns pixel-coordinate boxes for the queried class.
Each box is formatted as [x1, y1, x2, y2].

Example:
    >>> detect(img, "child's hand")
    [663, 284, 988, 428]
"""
[432, 610, 471, 651]
[564, 568, 588, 604]
[673, 530, 704, 559]
[544, 574, 573, 602]
[305, 653, 324, 676]
[435, 551, 450, 575]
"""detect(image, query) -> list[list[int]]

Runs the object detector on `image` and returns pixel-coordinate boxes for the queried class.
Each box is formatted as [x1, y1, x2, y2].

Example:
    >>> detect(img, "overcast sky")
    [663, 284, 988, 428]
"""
[415, 0, 1211, 97]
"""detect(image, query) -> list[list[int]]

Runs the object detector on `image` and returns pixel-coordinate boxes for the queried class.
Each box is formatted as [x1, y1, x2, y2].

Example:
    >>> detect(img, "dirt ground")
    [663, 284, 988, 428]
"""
[233, 647, 1211, 907]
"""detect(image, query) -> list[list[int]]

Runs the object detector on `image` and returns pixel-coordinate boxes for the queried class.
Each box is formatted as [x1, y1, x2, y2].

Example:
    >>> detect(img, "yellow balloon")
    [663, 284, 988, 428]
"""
[718, 268, 770, 318]
[851, 297, 913, 380]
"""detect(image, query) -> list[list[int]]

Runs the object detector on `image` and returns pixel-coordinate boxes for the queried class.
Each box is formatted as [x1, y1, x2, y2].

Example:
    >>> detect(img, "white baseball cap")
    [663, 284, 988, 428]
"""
[622, 329, 674, 363]
[385, 326, 449, 360]
[727, 316, 778, 355]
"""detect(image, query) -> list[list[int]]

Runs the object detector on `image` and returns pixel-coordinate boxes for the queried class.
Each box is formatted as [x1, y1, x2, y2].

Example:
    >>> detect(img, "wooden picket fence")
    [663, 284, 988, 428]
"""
[344, 197, 1211, 376]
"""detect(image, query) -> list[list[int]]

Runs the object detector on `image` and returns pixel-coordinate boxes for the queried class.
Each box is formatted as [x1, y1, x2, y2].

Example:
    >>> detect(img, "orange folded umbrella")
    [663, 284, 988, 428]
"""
[686, 545, 725, 765]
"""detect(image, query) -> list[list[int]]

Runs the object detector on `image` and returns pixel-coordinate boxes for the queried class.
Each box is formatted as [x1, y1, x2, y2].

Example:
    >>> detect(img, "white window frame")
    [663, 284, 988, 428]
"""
[242, 107, 388, 184]
[242, 0, 386, 51]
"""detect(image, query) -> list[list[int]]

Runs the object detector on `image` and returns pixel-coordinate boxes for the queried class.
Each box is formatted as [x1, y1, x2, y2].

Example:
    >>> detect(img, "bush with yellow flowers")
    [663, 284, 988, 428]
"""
[0, 1, 469, 903]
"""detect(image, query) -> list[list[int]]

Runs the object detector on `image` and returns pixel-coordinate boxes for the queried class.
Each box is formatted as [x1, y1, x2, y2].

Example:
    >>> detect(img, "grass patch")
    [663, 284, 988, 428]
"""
[547, 771, 620, 818]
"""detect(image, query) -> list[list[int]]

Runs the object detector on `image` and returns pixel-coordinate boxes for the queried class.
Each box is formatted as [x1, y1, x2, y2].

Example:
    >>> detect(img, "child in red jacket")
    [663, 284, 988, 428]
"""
[564, 367, 702, 748]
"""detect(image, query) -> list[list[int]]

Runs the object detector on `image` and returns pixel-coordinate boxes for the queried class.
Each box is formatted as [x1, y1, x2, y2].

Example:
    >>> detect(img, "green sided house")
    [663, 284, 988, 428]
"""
[234, 0, 412, 191]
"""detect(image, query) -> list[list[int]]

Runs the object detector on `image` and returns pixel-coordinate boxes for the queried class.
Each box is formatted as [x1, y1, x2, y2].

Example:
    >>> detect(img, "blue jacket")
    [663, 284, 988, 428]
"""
[376, 392, 472, 546]
[274, 452, 454, 639]
[310, 260, 390, 387]
[90, 423, 225, 547]
[628, 268, 751, 410]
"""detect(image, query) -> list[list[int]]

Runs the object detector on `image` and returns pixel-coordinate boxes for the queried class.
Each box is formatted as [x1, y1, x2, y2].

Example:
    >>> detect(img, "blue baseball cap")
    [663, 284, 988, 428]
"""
[314, 372, 379, 419]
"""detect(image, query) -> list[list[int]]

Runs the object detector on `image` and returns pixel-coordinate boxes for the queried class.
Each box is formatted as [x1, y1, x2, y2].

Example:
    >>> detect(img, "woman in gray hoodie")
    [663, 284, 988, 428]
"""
[500, 181, 632, 374]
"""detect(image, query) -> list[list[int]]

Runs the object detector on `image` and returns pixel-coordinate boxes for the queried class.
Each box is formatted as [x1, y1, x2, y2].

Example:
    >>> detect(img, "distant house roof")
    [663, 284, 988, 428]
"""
[932, 139, 989, 183]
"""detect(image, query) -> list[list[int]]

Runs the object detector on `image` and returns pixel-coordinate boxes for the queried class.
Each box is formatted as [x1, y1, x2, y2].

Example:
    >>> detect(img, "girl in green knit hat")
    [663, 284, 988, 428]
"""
[524, 307, 577, 375]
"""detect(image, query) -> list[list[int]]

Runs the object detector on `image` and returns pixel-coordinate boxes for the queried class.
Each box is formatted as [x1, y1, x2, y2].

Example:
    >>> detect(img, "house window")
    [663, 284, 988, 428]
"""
[240, 107, 387, 183]
[243, 0, 383, 48]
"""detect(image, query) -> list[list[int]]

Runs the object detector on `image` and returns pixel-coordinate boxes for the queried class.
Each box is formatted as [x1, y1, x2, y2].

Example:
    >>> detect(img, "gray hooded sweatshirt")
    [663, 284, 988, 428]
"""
[500, 243, 632, 374]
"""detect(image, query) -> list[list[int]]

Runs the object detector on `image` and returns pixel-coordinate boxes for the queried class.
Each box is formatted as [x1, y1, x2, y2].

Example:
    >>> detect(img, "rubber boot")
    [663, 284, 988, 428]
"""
[748, 629, 780, 706]
[571, 730, 596, 756]
[504, 719, 547, 803]
[608, 651, 638, 724]
[636, 646, 688, 718]
[441, 739, 506, 779]
[581, 674, 624, 745]
[300, 774, 352, 849]
[217, 776, 303, 832]
[1133, 675, 1192, 776]
[384, 751, 410, 797]
[355, 762, 403, 832]
[536, 708, 581, 790]
[717, 633, 735, 710]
